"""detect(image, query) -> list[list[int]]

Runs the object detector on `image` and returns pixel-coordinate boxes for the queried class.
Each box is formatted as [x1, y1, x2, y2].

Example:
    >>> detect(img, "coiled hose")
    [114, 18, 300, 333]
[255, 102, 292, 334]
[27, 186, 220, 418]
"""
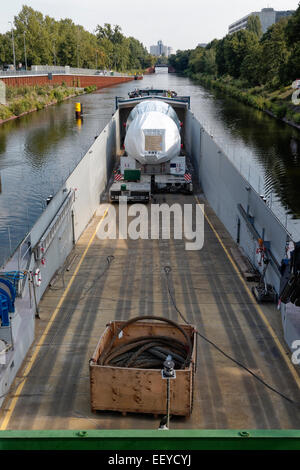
[98, 316, 193, 370]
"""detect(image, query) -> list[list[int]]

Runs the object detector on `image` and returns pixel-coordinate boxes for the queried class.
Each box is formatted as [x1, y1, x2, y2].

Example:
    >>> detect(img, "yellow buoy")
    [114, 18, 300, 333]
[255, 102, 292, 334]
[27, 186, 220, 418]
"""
[75, 102, 82, 118]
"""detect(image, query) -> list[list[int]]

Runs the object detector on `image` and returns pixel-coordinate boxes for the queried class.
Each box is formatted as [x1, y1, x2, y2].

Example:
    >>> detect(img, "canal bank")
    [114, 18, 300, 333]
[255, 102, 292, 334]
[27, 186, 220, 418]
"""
[0, 86, 93, 125]
[188, 73, 300, 131]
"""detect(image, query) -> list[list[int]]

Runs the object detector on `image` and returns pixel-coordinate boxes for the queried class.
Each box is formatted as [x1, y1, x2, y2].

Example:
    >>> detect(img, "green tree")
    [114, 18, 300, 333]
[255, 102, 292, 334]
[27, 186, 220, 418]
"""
[96, 24, 130, 70]
[246, 15, 262, 38]
[281, 42, 300, 84]
[240, 43, 263, 85]
[13, 5, 53, 66]
[0, 6, 154, 71]
[127, 37, 151, 69]
[259, 19, 290, 86]
[215, 38, 227, 75]
[188, 47, 204, 73]
[285, 2, 300, 45]
[188, 46, 217, 75]
[283, 3, 300, 84]
[0, 33, 13, 65]
[168, 50, 191, 72]
[223, 30, 259, 78]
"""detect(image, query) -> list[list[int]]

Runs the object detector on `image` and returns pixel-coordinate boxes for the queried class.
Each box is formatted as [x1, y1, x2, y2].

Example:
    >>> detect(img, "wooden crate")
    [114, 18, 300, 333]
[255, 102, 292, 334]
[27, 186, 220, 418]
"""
[89, 320, 196, 416]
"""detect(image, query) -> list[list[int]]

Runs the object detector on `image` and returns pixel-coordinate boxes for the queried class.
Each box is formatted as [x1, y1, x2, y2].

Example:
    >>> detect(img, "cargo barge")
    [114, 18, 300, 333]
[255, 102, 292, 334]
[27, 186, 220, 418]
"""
[0, 88, 299, 432]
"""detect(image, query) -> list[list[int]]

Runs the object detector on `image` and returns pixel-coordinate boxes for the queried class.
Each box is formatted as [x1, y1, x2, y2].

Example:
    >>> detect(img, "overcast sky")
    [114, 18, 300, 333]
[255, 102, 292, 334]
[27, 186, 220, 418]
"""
[0, 0, 298, 51]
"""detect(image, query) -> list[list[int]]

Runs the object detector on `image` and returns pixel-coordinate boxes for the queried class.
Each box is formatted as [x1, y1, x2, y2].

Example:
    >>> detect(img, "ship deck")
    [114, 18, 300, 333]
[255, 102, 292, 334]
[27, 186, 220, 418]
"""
[0, 193, 300, 430]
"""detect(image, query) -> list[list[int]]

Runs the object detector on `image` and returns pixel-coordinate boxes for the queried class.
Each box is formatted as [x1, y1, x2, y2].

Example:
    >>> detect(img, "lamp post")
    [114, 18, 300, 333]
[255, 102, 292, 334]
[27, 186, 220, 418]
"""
[23, 31, 27, 70]
[76, 28, 80, 68]
[8, 21, 16, 70]
[53, 39, 56, 66]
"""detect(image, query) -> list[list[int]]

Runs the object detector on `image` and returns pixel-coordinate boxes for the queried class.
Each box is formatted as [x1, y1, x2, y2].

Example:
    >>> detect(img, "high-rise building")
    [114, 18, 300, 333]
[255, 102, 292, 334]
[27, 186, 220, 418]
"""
[150, 40, 171, 57]
[228, 7, 295, 35]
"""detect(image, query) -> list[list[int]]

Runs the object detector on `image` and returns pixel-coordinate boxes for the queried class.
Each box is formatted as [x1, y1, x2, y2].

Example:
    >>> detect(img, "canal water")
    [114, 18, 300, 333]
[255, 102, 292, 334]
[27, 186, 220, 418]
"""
[0, 73, 300, 266]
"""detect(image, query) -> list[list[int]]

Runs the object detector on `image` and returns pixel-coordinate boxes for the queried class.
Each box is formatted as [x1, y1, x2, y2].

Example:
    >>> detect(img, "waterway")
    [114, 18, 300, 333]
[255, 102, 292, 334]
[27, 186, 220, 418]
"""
[0, 73, 299, 266]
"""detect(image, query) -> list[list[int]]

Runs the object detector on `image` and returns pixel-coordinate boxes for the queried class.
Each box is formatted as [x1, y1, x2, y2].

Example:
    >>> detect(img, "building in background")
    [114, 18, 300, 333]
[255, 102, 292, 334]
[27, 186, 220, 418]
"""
[150, 40, 172, 57]
[228, 7, 295, 34]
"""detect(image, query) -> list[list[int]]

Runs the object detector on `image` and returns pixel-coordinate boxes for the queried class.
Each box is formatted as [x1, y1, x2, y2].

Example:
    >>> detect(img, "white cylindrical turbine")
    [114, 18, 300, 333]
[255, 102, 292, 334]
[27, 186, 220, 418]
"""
[124, 101, 181, 165]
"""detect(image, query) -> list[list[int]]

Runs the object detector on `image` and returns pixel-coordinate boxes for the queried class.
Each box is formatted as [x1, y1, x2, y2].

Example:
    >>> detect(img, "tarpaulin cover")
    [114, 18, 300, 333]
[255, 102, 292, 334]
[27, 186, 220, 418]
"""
[126, 100, 181, 129]
[125, 110, 181, 165]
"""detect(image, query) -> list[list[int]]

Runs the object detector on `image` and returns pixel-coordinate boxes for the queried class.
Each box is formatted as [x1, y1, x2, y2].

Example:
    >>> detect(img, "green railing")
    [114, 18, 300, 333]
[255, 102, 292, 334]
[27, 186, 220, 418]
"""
[0, 430, 300, 450]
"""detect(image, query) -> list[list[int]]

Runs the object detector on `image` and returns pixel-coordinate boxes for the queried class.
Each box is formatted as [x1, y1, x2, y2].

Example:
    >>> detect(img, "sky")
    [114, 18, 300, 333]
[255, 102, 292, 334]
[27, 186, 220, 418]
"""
[0, 0, 298, 52]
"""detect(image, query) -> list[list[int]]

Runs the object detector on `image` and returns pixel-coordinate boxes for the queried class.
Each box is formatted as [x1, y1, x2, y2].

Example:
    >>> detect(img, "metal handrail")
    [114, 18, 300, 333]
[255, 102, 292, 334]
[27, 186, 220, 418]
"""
[0, 68, 131, 78]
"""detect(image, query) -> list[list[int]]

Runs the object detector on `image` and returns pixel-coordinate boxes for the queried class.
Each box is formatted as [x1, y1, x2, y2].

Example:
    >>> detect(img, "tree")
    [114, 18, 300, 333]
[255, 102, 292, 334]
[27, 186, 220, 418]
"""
[215, 38, 227, 75]
[246, 15, 262, 38]
[0, 33, 13, 65]
[280, 42, 300, 84]
[168, 50, 191, 73]
[13, 5, 53, 66]
[259, 19, 290, 86]
[96, 24, 123, 45]
[285, 2, 300, 45]
[223, 30, 258, 78]
[164, 5, 299, 90]
[188, 47, 204, 73]
[188, 46, 217, 75]
[240, 43, 263, 85]
[283, 4, 300, 84]
[95, 24, 153, 70]
[0, 7, 152, 70]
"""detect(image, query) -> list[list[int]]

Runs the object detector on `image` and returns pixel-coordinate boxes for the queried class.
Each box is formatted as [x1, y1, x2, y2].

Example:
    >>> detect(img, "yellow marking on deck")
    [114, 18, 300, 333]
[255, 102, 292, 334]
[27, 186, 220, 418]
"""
[195, 195, 300, 390]
[0, 209, 108, 430]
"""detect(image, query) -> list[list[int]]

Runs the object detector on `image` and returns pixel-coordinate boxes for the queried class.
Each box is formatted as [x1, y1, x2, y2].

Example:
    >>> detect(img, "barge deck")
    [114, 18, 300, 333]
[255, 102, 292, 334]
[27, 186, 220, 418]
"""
[0, 193, 299, 430]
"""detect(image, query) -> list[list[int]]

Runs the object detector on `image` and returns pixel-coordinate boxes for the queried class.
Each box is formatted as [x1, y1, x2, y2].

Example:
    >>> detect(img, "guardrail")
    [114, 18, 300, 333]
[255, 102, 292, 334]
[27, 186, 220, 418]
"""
[0, 67, 130, 77]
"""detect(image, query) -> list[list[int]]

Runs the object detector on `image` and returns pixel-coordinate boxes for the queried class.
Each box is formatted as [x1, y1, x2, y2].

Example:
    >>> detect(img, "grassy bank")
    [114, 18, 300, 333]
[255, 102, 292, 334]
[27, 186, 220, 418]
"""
[189, 73, 300, 128]
[0, 84, 97, 122]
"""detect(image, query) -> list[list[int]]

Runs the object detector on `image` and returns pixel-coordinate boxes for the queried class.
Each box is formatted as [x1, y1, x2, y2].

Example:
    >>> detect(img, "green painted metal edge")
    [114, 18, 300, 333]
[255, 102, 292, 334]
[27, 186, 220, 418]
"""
[0, 430, 300, 450]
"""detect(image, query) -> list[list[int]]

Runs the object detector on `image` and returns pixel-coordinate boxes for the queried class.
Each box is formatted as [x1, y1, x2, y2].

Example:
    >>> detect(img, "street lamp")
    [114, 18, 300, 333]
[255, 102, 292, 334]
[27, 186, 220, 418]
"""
[23, 31, 27, 70]
[8, 21, 16, 70]
[53, 39, 56, 66]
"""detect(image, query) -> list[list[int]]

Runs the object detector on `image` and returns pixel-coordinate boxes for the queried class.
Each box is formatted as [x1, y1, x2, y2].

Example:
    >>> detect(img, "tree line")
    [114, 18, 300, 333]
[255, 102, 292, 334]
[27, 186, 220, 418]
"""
[0, 5, 154, 71]
[169, 3, 300, 88]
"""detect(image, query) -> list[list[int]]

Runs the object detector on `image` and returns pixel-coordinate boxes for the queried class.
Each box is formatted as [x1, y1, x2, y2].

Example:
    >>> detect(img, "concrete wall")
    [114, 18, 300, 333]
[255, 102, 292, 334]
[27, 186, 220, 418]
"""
[0, 74, 133, 89]
[185, 110, 289, 293]
[185, 109, 300, 351]
[28, 109, 119, 304]
[65, 111, 118, 241]
[0, 110, 119, 403]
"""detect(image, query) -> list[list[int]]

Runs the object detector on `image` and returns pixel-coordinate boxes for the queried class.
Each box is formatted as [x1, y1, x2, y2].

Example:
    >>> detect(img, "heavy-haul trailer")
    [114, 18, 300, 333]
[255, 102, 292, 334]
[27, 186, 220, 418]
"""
[109, 89, 193, 202]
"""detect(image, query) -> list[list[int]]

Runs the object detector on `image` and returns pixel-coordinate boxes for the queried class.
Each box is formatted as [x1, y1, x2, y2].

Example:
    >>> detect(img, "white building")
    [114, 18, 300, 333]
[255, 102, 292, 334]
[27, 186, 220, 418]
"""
[228, 7, 295, 35]
[150, 40, 172, 57]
